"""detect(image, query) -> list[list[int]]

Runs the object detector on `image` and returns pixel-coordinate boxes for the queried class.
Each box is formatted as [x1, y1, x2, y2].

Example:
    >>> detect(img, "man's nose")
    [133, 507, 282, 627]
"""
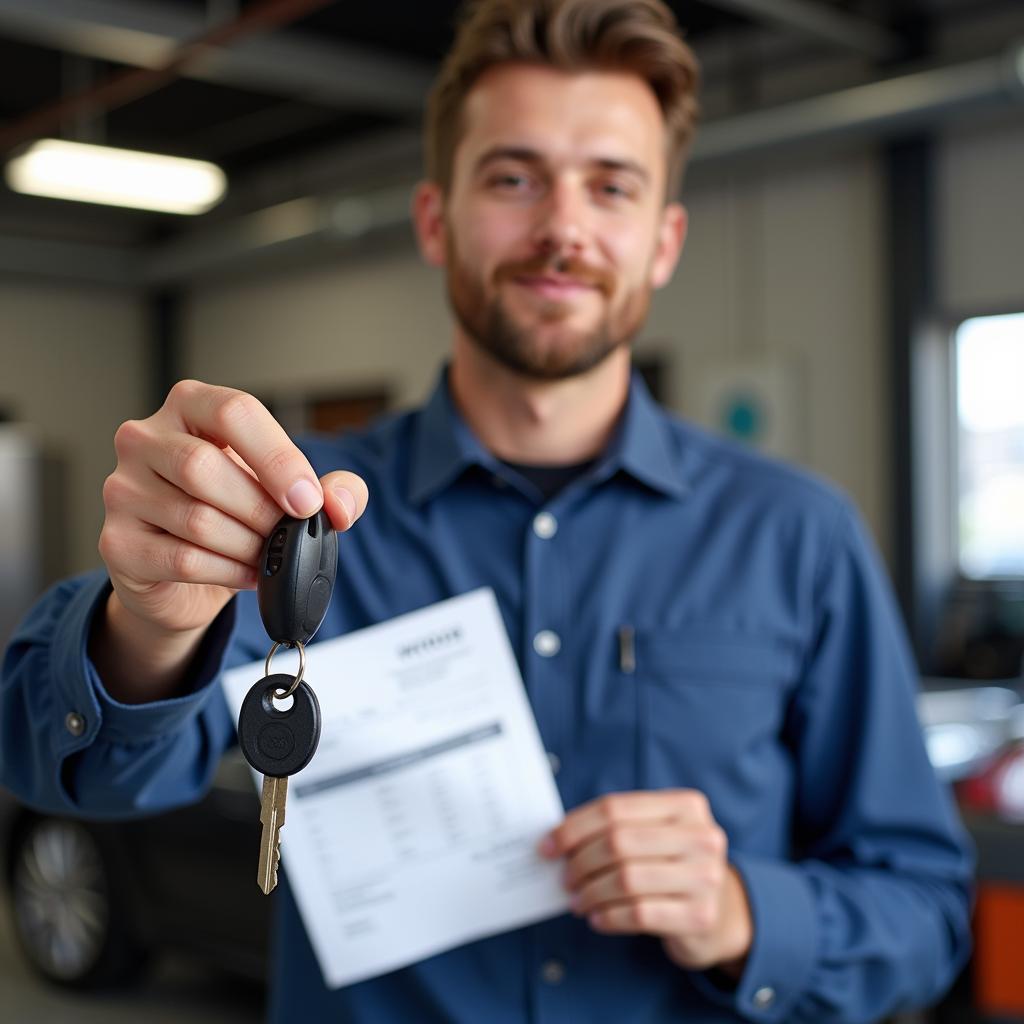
[531, 179, 588, 254]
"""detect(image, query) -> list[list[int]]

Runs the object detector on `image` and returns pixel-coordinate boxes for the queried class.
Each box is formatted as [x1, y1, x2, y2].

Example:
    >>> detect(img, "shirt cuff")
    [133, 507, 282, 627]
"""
[690, 851, 818, 1022]
[53, 573, 238, 750]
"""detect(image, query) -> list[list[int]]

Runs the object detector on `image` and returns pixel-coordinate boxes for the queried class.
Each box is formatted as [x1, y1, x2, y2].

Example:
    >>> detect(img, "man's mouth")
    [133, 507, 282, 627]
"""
[512, 275, 600, 301]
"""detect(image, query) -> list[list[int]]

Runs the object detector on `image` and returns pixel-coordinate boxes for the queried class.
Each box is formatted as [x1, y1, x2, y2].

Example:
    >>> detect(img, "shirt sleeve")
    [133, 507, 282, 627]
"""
[695, 500, 974, 1023]
[1, 569, 259, 819]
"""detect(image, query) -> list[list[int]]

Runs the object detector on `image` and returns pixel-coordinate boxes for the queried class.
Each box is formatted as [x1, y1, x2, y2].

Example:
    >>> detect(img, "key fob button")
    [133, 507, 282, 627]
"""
[304, 575, 332, 634]
[257, 722, 296, 763]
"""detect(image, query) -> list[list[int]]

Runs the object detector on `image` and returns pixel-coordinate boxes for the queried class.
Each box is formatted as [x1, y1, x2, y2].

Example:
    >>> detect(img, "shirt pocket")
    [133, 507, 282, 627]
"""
[630, 627, 799, 798]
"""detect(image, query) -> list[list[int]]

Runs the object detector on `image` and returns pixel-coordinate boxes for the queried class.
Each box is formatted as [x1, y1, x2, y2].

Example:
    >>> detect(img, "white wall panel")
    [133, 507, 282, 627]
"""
[183, 251, 450, 413]
[0, 283, 148, 578]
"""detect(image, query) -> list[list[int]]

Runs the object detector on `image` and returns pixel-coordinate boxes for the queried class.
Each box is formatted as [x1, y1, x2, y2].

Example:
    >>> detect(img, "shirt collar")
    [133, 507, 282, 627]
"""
[408, 365, 498, 505]
[408, 362, 690, 506]
[600, 369, 691, 500]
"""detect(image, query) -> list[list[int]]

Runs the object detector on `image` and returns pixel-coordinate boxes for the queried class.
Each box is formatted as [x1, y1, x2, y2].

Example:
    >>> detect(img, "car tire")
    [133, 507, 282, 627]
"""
[7, 815, 149, 989]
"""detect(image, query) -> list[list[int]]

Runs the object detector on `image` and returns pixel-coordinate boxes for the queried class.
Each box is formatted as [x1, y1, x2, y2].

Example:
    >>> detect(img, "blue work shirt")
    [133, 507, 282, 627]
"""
[2, 365, 973, 1023]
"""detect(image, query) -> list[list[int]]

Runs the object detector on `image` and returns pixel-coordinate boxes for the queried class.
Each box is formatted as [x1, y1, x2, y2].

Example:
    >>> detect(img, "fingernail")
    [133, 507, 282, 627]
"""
[538, 836, 557, 857]
[286, 479, 321, 517]
[332, 485, 357, 524]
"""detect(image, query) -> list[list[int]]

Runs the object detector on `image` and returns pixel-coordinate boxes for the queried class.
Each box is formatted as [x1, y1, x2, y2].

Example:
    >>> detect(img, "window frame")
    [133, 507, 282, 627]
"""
[914, 304, 1024, 670]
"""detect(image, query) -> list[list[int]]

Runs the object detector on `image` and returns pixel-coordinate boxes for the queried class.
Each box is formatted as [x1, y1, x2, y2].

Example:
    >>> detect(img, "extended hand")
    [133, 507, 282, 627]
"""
[100, 380, 367, 635]
[540, 790, 753, 976]
[93, 380, 368, 702]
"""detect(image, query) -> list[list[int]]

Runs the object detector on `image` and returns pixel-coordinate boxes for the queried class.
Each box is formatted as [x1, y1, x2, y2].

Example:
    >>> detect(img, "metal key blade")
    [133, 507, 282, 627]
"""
[257, 774, 288, 894]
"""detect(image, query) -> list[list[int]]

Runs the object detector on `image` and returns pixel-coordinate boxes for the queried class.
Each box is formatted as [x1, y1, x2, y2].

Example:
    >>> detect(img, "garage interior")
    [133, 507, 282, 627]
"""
[1, 0, 1023, 1021]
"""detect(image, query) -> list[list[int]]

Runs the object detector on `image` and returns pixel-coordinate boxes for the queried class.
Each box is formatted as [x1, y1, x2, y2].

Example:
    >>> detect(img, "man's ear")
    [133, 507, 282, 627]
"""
[649, 202, 688, 290]
[412, 181, 447, 267]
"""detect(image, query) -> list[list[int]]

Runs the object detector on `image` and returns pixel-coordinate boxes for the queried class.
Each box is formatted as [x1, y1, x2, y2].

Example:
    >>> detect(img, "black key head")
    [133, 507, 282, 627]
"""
[238, 674, 322, 777]
[258, 509, 337, 646]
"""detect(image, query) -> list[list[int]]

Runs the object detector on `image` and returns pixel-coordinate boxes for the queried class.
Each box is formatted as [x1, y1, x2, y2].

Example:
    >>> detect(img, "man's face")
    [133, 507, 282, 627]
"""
[419, 63, 686, 382]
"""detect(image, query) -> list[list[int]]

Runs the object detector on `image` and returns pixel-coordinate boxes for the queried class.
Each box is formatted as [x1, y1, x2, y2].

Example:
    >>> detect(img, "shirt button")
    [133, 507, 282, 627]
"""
[752, 986, 776, 1009]
[533, 630, 561, 657]
[533, 511, 558, 539]
[541, 959, 565, 985]
[65, 712, 86, 737]
[547, 752, 561, 775]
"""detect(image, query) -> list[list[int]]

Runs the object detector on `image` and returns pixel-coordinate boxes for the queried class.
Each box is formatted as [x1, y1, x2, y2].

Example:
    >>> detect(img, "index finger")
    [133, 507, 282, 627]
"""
[541, 790, 713, 858]
[166, 380, 323, 518]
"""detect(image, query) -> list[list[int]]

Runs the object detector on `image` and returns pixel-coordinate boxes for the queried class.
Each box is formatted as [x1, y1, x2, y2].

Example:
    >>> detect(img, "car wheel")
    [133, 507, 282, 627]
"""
[8, 816, 148, 988]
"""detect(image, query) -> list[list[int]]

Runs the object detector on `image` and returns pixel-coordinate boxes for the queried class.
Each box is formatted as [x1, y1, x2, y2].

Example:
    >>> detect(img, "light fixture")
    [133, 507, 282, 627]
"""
[4, 139, 227, 215]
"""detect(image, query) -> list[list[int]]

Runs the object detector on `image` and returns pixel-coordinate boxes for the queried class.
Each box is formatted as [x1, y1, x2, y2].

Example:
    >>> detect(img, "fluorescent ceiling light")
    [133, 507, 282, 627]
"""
[4, 139, 227, 215]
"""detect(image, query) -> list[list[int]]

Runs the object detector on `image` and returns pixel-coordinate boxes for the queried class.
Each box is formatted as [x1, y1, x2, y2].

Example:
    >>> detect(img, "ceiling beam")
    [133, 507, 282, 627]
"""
[0, 234, 134, 285]
[699, 0, 903, 61]
[693, 45, 1024, 162]
[0, 0, 433, 115]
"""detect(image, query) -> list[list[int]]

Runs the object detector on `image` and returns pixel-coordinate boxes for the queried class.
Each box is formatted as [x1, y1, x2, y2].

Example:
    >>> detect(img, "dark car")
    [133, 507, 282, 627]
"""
[0, 751, 270, 989]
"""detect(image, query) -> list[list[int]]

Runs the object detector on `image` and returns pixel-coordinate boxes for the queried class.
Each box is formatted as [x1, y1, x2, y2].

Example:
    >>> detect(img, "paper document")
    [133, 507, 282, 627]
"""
[222, 588, 569, 988]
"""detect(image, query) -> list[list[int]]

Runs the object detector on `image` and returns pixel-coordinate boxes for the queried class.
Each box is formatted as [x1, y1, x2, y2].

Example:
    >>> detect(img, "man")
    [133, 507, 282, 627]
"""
[1, 0, 972, 1021]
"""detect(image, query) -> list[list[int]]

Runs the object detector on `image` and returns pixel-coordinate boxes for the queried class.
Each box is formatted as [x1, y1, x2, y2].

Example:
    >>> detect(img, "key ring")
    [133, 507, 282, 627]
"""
[265, 640, 306, 700]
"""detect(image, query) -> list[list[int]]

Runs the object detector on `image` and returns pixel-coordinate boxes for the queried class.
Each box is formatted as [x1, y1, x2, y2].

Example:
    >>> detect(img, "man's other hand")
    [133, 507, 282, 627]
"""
[539, 789, 753, 977]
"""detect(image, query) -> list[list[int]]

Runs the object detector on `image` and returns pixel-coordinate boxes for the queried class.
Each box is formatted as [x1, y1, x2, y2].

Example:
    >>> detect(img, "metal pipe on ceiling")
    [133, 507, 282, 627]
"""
[0, 0, 339, 154]
[0, 0, 432, 117]
[697, 0, 903, 61]
[140, 188, 414, 284]
[692, 43, 1024, 163]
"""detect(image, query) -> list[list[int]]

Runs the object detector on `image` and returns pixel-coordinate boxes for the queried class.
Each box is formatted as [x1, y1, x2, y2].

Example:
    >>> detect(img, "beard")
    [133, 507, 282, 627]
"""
[446, 239, 653, 382]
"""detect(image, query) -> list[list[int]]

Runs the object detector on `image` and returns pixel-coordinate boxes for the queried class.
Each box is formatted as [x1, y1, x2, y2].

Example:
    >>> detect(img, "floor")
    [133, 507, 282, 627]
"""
[0, 892, 265, 1024]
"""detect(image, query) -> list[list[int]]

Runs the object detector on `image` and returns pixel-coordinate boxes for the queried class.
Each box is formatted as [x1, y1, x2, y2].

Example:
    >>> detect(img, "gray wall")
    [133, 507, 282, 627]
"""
[939, 113, 1024, 316]
[649, 149, 887, 552]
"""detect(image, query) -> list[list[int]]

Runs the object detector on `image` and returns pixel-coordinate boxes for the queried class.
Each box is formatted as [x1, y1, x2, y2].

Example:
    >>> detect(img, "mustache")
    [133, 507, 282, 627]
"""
[494, 254, 614, 295]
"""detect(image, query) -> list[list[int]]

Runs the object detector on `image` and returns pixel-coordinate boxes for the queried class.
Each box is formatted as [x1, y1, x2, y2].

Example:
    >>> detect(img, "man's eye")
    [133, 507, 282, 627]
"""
[488, 173, 531, 190]
[597, 181, 634, 200]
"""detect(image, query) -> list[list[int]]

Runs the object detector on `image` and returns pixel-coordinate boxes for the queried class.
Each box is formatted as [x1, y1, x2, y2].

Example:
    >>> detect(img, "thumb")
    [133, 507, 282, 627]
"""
[319, 470, 369, 532]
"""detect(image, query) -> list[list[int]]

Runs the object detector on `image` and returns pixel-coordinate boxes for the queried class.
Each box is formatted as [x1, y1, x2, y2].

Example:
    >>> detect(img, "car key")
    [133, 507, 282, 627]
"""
[237, 509, 337, 893]
[238, 669, 321, 894]
[258, 509, 337, 646]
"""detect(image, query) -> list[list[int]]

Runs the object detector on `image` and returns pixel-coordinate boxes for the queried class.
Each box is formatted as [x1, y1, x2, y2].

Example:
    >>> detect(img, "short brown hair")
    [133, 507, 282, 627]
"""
[425, 0, 701, 199]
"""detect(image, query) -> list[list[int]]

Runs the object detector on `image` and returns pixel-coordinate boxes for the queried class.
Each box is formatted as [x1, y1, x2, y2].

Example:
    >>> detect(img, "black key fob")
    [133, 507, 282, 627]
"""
[238, 674, 322, 777]
[257, 509, 337, 645]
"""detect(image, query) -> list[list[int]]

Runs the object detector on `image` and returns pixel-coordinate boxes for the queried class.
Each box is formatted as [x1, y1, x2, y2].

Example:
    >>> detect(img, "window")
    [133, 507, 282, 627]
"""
[955, 312, 1024, 579]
